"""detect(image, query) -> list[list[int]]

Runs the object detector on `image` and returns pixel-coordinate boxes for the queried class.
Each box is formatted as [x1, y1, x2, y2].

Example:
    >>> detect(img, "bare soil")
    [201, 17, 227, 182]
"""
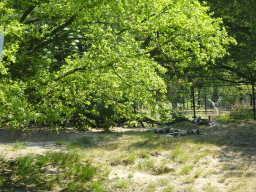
[0, 120, 256, 192]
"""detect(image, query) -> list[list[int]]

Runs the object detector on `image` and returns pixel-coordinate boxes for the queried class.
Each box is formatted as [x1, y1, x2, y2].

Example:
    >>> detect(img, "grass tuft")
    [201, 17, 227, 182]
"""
[12, 141, 27, 150]
[137, 159, 156, 173]
[163, 185, 175, 192]
[76, 164, 96, 181]
[194, 171, 201, 178]
[218, 177, 226, 183]
[180, 165, 194, 175]
[90, 181, 104, 192]
[203, 182, 218, 192]
[182, 176, 195, 184]
[170, 144, 191, 163]
[55, 140, 65, 145]
[114, 180, 129, 189]
[147, 183, 156, 192]
[15, 155, 37, 176]
[158, 178, 169, 186]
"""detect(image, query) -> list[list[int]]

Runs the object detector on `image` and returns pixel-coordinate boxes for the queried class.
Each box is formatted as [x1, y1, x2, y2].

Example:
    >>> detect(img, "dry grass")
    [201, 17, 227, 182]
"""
[1, 120, 256, 191]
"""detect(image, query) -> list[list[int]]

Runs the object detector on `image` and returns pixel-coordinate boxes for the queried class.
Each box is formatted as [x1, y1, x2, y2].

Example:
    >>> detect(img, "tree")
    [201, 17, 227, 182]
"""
[196, 0, 256, 118]
[0, 31, 3, 60]
[0, 0, 232, 130]
[196, 0, 256, 84]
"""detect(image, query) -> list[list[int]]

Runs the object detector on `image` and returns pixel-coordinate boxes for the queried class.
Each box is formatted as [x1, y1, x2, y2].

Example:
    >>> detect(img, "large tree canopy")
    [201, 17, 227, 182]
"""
[198, 0, 256, 85]
[0, 0, 232, 130]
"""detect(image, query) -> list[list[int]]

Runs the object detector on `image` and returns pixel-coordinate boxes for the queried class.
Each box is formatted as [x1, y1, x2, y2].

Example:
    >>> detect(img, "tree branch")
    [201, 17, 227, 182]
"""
[50, 14, 77, 37]
[53, 61, 113, 81]
[111, 65, 130, 86]
[53, 34, 180, 82]
[142, 33, 180, 55]
[54, 66, 87, 81]
[215, 75, 249, 84]
[26, 14, 77, 55]
[20, 5, 36, 23]
[213, 63, 249, 79]
[245, 65, 254, 80]
[141, 3, 171, 23]
[23, 19, 41, 25]
[116, 3, 172, 36]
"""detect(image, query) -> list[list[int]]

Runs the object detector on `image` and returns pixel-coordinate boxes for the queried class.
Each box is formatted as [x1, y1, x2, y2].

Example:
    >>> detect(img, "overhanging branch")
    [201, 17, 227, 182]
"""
[213, 63, 248, 79]
[53, 33, 180, 82]
[215, 76, 249, 84]
[54, 66, 87, 81]
[141, 33, 181, 55]
[111, 65, 130, 86]
[26, 14, 77, 55]
[20, 5, 36, 23]
[116, 3, 172, 36]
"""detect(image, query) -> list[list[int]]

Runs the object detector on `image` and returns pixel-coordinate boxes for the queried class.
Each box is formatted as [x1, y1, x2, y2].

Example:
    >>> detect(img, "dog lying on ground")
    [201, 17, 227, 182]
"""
[154, 127, 200, 137]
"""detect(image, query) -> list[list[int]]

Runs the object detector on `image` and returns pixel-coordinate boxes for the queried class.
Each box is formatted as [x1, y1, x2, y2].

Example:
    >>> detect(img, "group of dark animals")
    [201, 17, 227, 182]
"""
[154, 127, 201, 137]
[153, 117, 211, 137]
[28, 110, 209, 136]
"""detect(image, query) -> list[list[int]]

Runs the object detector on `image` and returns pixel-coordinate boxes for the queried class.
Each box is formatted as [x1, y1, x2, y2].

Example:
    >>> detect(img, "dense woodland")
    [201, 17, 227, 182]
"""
[0, 0, 255, 131]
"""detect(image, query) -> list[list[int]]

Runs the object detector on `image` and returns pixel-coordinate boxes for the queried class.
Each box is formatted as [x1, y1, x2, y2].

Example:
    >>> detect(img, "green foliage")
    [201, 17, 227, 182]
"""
[0, 31, 3, 60]
[0, 176, 4, 186]
[216, 102, 254, 122]
[171, 111, 187, 121]
[198, 0, 256, 85]
[0, 0, 232, 130]
[159, 107, 170, 122]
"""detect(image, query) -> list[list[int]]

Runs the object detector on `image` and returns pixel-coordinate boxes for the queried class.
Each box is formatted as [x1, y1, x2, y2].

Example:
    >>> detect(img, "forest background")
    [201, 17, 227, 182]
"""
[0, 0, 255, 131]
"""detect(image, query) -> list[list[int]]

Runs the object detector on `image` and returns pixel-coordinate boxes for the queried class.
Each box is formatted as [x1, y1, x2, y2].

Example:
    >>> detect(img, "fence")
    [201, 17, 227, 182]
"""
[169, 84, 256, 120]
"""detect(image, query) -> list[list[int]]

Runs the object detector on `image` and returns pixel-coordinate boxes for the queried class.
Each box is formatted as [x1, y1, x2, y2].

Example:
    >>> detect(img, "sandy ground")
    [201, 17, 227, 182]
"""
[1, 121, 256, 192]
[0, 126, 150, 160]
[0, 126, 87, 160]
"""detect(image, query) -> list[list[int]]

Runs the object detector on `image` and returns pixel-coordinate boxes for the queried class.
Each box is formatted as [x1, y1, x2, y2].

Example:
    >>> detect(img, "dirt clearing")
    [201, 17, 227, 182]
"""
[0, 120, 256, 191]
